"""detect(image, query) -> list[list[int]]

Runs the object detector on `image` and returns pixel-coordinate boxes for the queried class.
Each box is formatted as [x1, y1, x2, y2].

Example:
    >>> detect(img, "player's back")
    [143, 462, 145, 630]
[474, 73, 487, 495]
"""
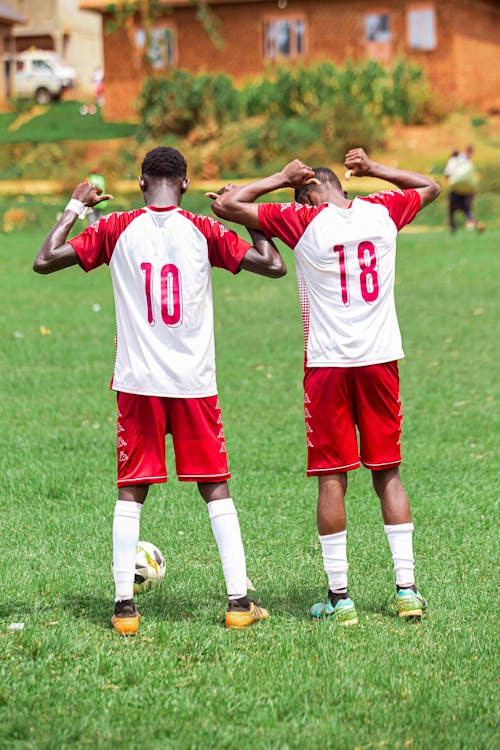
[70, 205, 248, 398]
[109, 207, 216, 397]
[258, 189, 421, 367]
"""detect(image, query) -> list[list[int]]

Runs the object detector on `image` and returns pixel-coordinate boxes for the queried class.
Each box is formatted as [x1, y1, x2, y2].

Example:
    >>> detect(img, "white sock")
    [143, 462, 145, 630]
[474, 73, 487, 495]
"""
[384, 522, 415, 587]
[207, 498, 247, 600]
[112, 500, 142, 601]
[319, 530, 348, 593]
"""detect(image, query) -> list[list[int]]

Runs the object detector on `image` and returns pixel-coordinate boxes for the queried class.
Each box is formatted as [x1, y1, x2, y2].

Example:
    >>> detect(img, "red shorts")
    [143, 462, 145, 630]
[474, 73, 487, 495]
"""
[116, 392, 230, 487]
[304, 362, 403, 476]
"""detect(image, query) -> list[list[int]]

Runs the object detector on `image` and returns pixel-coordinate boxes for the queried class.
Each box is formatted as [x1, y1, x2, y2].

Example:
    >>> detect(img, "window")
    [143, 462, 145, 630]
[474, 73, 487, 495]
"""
[408, 7, 436, 50]
[365, 13, 391, 42]
[264, 18, 306, 59]
[135, 26, 176, 69]
[32, 60, 53, 73]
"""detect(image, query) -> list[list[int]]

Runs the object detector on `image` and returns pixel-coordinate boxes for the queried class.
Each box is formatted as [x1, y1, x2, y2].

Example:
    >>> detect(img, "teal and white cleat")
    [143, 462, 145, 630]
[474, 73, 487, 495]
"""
[396, 589, 428, 619]
[310, 596, 358, 626]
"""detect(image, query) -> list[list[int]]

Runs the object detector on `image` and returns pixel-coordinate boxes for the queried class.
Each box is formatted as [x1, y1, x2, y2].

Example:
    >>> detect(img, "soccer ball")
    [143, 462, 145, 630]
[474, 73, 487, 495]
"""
[134, 541, 166, 593]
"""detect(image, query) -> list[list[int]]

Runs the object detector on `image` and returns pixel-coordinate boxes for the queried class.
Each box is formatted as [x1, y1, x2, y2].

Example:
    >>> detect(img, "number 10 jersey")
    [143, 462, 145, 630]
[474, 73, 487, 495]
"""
[69, 206, 250, 397]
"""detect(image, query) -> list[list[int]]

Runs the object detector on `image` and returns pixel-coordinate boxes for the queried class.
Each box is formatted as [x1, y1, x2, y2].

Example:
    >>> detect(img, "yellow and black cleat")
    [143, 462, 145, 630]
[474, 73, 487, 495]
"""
[225, 598, 269, 629]
[111, 599, 140, 636]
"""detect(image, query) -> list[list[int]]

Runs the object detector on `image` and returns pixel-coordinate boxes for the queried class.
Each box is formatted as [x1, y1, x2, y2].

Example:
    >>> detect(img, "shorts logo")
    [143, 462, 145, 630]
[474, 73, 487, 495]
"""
[117, 421, 125, 433]
[304, 393, 314, 446]
[217, 428, 225, 439]
[219, 443, 226, 453]
[119, 450, 129, 462]
[117, 436, 127, 448]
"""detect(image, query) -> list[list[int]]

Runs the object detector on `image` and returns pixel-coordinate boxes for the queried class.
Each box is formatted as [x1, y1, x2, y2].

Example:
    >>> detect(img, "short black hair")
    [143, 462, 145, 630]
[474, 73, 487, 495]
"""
[294, 166, 342, 202]
[141, 146, 187, 180]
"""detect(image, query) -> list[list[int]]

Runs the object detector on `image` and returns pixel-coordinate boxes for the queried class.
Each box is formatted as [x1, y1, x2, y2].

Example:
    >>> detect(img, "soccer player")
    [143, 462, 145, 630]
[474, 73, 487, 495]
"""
[33, 146, 286, 635]
[211, 147, 441, 624]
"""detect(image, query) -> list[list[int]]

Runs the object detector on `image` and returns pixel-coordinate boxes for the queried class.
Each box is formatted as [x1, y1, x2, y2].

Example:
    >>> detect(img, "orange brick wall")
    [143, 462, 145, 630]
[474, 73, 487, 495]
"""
[100, 0, 500, 121]
[449, 0, 500, 109]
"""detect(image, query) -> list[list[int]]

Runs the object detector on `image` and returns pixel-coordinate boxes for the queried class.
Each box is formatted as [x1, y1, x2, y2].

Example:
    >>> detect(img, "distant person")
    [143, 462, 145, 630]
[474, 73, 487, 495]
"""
[33, 146, 286, 635]
[86, 168, 108, 223]
[211, 148, 441, 625]
[92, 67, 104, 107]
[445, 146, 478, 232]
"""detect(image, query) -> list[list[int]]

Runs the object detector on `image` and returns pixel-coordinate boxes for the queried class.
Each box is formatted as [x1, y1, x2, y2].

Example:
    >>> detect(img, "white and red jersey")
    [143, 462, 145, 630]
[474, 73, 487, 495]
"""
[69, 206, 250, 397]
[258, 190, 421, 367]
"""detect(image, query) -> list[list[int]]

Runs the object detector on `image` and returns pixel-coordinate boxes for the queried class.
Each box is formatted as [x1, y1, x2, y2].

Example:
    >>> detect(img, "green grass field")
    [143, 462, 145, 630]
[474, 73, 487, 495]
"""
[0, 191, 498, 749]
[0, 101, 136, 144]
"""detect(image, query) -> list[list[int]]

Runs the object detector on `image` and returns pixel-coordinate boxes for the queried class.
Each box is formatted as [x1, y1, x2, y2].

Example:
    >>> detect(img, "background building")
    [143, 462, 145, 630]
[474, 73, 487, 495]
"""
[0, 0, 25, 105]
[81, 0, 500, 122]
[7, 0, 103, 95]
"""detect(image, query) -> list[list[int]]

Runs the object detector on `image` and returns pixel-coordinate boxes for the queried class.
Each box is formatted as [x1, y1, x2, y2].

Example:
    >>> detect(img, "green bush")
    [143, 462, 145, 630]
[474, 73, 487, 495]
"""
[135, 59, 448, 175]
[137, 70, 240, 139]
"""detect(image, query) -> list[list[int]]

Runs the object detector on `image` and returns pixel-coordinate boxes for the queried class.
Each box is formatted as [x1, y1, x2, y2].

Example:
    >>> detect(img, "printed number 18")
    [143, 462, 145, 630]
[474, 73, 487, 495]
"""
[333, 242, 379, 305]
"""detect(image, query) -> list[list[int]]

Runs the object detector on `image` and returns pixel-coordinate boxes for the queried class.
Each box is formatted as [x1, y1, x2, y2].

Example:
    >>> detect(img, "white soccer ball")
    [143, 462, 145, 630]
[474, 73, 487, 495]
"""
[134, 541, 166, 593]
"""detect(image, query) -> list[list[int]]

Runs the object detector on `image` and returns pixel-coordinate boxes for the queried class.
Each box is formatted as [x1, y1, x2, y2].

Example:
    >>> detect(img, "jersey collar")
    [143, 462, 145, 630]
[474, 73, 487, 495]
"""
[146, 205, 178, 212]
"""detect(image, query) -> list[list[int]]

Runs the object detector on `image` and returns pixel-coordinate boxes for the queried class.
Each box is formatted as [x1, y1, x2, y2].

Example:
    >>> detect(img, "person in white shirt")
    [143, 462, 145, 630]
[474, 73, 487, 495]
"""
[444, 146, 478, 232]
[211, 148, 440, 625]
[33, 146, 286, 635]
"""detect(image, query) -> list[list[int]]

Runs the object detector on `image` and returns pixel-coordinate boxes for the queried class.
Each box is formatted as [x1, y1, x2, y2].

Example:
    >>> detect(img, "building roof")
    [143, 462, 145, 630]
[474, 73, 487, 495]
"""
[0, 0, 25, 25]
[80, 0, 268, 10]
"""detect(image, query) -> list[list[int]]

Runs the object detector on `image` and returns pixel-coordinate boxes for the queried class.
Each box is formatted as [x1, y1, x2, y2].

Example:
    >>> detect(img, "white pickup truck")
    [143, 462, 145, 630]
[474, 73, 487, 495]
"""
[12, 50, 77, 104]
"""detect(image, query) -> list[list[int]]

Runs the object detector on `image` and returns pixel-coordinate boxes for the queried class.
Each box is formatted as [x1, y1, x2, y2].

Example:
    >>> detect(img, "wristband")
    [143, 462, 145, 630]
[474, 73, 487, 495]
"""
[65, 198, 91, 220]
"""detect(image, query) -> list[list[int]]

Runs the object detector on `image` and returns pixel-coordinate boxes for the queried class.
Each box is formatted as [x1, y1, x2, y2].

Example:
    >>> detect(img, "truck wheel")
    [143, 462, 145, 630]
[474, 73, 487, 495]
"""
[35, 87, 51, 104]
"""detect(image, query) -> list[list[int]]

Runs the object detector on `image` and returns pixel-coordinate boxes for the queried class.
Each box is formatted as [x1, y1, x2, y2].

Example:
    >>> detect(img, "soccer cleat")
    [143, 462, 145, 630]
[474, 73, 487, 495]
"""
[396, 589, 428, 619]
[310, 596, 358, 626]
[225, 598, 269, 629]
[111, 598, 140, 636]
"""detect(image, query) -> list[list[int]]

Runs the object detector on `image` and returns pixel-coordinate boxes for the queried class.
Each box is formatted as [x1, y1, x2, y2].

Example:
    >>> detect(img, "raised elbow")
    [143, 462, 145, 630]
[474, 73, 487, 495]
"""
[33, 257, 50, 274]
[269, 256, 287, 278]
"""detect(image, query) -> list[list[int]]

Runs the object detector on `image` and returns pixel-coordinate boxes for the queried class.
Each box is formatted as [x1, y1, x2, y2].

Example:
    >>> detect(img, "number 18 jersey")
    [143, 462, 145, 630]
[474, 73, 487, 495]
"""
[258, 190, 421, 367]
[69, 206, 250, 397]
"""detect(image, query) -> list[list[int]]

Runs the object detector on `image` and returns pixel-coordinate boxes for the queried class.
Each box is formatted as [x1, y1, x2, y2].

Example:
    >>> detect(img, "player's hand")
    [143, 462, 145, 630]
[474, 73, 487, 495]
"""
[281, 159, 320, 188]
[205, 183, 238, 200]
[344, 148, 372, 178]
[72, 182, 113, 206]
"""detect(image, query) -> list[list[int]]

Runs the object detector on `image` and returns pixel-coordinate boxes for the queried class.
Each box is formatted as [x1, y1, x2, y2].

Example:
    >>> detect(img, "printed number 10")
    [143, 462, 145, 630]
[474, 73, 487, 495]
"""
[140, 262, 182, 326]
[333, 241, 379, 305]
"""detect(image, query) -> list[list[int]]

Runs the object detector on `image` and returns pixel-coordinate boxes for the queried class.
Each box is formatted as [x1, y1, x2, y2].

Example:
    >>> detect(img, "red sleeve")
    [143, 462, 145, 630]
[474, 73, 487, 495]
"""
[69, 209, 144, 271]
[69, 217, 110, 271]
[359, 189, 422, 230]
[179, 211, 251, 274]
[258, 202, 325, 248]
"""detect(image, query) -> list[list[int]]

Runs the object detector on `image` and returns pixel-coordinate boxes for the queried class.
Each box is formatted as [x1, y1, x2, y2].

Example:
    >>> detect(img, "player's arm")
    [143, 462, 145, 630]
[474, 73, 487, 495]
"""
[208, 160, 318, 227]
[205, 183, 286, 277]
[344, 148, 440, 208]
[241, 228, 287, 278]
[33, 182, 113, 274]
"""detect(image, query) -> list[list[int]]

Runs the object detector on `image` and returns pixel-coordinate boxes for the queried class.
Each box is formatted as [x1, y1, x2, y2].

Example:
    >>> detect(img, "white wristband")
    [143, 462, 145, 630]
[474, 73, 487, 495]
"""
[65, 198, 91, 220]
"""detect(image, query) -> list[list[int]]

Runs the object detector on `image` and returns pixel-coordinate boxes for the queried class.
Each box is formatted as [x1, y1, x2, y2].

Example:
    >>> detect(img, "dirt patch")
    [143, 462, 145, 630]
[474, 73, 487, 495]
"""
[8, 105, 47, 132]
